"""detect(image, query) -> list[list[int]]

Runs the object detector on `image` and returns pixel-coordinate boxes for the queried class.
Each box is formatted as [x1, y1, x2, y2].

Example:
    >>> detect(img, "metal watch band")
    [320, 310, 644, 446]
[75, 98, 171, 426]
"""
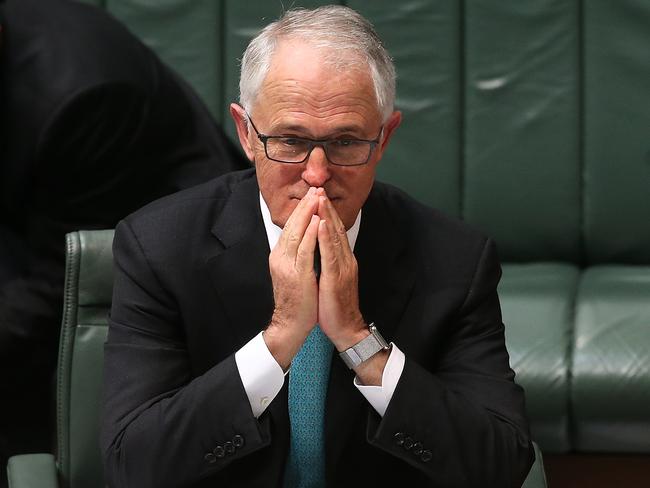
[339, 323, 389, 369]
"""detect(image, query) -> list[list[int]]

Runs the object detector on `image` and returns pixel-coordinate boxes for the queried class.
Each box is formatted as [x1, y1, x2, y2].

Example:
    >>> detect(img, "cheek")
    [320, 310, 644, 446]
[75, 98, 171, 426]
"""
[335, 171, 376, 227]
[256, 164, 304, 226]
[258, 163, 298, 192]
[342, 168, 376, 199]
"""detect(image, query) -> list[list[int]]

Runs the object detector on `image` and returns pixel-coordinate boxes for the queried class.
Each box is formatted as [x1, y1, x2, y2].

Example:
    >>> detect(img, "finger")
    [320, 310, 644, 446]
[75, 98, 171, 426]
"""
[279, 187, 318, 255]
[296, 214, 320, 271]
[317, 196, 348, 253]
[283, 187, 317, 232]
[318, 195, 347, 237]
[318, 218, 342, 278]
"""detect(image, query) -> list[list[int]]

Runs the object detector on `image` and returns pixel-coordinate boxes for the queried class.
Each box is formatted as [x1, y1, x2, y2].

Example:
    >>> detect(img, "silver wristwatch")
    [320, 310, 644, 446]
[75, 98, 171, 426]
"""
[339, 323, 390, 369]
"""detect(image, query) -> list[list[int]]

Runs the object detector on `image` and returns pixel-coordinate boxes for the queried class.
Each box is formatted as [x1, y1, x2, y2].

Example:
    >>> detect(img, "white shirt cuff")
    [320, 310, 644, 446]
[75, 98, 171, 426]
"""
[353, 342, 405, 417]
[235, 331, 285, 418]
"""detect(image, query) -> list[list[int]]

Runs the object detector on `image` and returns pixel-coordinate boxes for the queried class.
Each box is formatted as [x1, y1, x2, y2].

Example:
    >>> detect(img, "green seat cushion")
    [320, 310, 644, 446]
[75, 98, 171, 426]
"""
[521, 442, 548, 488]
[572, 266, 650, 452]
[499, 263, 579, 452]
[7, 454, 59, 488]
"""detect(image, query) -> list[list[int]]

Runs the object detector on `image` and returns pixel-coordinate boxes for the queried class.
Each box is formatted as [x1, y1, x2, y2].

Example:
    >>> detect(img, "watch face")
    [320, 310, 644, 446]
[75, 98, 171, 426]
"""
[369, 324, 389, 349]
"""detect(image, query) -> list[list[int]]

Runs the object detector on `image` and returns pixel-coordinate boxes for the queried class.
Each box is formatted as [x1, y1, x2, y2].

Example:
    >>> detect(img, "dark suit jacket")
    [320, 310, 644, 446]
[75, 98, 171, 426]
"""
[0, 0, 248, 464]
[102, 169, 534, 487]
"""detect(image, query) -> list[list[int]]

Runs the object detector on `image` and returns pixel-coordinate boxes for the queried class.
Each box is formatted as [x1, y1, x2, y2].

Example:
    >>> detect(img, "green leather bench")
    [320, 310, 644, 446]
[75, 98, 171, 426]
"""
[81, 0, 650, 459]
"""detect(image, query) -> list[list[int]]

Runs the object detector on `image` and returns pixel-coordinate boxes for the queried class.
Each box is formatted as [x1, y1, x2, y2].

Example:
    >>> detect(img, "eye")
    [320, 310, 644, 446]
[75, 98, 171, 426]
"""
[332, 139, 355, 147]
[280, 138, 303, 147]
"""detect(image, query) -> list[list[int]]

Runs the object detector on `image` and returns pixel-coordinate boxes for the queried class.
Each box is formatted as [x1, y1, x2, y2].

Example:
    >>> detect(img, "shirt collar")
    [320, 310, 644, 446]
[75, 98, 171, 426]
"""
[259, 192, 361, 252]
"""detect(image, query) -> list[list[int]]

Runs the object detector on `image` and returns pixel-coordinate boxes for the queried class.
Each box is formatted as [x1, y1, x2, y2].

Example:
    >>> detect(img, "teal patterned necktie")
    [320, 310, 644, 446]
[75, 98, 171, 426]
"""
[283, 325, 333, 488]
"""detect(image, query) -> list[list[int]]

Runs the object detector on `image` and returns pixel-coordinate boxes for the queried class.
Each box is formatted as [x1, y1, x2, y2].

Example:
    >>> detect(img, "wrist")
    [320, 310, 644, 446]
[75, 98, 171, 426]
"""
[338, 322, 390, 371]
[263, 320, 310, 371]
[331, 317, 368, 352]
[354, 347, 390, 386]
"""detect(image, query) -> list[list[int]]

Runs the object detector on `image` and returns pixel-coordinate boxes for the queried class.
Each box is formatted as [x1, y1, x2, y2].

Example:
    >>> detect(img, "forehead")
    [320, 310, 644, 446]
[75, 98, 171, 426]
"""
[252, 39, 382, 133]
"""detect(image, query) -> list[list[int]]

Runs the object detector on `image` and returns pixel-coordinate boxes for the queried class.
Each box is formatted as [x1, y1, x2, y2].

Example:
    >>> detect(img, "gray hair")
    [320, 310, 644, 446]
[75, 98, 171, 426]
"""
[239, 5, 396, 121]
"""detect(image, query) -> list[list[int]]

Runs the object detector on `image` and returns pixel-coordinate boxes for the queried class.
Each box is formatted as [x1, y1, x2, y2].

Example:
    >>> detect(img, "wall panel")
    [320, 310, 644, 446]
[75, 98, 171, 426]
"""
[464, 0, 580, 261]
[106, 0, 223, 118]
[350, 0, 462, 216]
[583, 0, 650, 264]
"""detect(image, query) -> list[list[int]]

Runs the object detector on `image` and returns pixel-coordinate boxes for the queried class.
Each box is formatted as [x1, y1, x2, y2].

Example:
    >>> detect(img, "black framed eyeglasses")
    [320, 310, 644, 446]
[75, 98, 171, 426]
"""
[247, 114, 382, 167]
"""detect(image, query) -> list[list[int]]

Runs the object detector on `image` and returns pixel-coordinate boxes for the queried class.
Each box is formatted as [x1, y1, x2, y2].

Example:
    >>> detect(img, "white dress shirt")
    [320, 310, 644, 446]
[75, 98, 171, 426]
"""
[234, 193, 405, 418]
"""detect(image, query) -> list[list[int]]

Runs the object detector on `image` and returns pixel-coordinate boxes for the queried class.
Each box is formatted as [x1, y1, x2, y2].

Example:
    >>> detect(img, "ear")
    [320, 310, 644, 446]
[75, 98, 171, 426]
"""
[379, 110, 402, 152]
[229, 103, 256, 162]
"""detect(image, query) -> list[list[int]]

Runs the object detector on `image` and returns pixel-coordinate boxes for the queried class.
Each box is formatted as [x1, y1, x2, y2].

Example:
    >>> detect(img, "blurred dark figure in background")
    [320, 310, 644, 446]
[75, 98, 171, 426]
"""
[0, 0, 248, 483]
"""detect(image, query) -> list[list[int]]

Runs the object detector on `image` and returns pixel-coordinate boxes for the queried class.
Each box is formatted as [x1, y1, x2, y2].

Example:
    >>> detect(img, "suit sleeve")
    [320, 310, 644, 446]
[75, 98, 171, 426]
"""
[101, 220, 273, 488]
[366, 238, 534, 487]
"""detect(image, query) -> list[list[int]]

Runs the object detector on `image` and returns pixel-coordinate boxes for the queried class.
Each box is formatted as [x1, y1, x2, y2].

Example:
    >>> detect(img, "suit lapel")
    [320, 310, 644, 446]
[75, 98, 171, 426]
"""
[355, 186, 416, 341]
[207, 175, 274, 351]
[325, 184, 417, 476]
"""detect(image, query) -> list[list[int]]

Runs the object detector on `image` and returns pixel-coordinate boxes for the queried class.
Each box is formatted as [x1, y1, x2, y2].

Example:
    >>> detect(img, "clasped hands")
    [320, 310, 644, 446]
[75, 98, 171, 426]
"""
[263, 187, 370, 372]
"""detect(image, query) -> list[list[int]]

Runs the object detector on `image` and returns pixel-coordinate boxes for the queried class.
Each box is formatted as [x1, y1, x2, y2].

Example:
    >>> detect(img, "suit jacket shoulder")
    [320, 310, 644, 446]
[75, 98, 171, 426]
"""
[369, 180, 491, 250]
[122, 168, 258, 248]
[360, 181, 498, 300]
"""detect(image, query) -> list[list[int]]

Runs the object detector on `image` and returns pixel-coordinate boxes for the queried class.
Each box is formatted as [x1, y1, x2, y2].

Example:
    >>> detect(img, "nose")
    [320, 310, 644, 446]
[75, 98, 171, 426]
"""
[301, 145, 331, 187]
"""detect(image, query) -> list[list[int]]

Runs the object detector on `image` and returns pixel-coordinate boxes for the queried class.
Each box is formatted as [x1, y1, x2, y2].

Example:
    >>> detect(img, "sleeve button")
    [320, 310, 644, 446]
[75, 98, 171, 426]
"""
[403, 437, 414, 450]
[421, 450, 432, 463]
[412, 442, 423, 455]
[213, 445, 225, 458]
[224, 441, 235, 455]
[233, 434, 245, 448]
[393, 432, 405, 446]
[204, 453, 217, 464]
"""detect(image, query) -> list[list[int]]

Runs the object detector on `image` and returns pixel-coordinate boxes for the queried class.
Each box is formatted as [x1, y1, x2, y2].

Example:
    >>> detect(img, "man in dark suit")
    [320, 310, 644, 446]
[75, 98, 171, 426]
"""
[0, 0, 247, 481]
[102, 5, 533, 487]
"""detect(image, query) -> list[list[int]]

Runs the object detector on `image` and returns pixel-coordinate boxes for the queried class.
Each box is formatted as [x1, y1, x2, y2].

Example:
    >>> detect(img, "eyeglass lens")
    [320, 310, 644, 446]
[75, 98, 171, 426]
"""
[266, 138, 372, 165]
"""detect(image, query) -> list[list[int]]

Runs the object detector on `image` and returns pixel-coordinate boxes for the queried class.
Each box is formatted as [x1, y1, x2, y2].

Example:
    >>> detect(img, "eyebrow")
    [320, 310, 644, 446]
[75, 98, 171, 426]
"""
[271, 124, 367, 138]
